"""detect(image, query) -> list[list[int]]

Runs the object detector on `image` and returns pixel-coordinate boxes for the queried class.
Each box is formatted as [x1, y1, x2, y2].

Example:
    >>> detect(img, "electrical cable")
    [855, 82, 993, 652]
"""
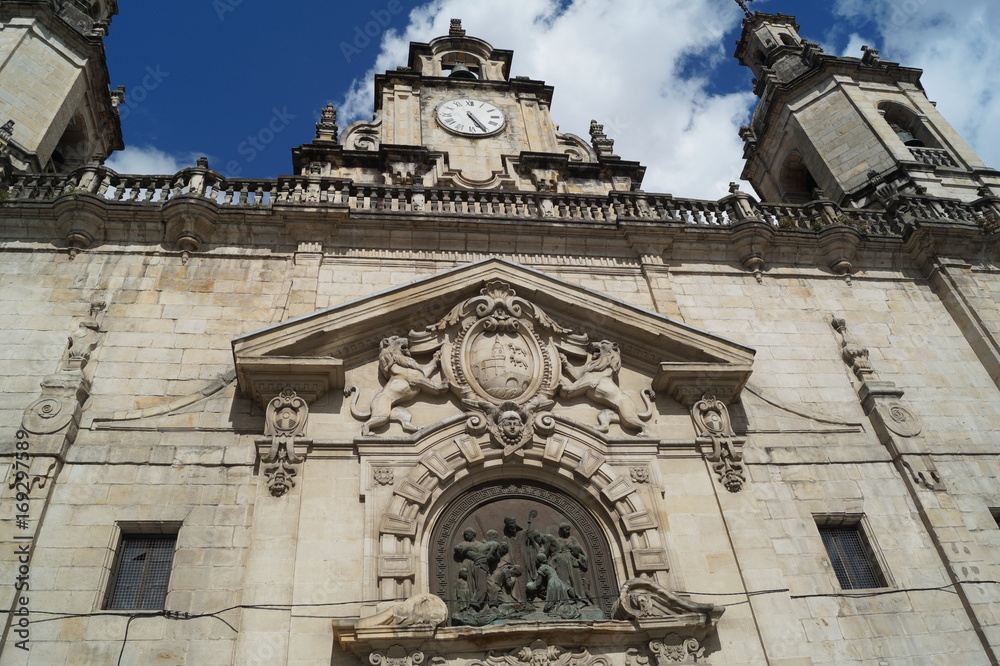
[12, 580, 998, 661]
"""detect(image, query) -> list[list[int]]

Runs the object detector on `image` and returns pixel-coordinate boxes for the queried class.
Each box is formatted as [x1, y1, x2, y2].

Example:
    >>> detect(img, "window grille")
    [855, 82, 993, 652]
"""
[105, 534, 176, 610]
[818, 523, 886, 590]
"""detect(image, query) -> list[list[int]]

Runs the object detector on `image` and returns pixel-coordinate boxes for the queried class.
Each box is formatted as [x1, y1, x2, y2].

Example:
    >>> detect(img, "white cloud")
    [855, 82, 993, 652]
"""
[834, 0, 1000, 171]
[104, 145, 201, 175]
[840, 33, 873, 59]
[338, 0, 751, 199]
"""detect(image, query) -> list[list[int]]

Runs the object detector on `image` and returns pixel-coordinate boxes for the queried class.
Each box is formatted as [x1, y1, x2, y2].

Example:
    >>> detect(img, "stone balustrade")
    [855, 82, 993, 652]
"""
[3, 166, 997, 237]
[910, 146, 960, 168]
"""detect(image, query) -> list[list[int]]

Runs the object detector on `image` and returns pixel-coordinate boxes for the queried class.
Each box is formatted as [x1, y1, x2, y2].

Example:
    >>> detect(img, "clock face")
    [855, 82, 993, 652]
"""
[436, 98, 506, 137]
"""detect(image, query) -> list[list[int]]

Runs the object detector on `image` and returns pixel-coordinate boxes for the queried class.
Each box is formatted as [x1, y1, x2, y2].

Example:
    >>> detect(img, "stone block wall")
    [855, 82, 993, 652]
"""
[1, 234, 999, 664]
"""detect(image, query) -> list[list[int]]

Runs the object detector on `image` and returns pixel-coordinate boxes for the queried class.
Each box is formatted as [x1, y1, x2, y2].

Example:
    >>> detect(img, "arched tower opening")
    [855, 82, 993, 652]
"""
[49, 114, 94, 172]
[779, 152, 819, 204]
[878, 101, 941, 149]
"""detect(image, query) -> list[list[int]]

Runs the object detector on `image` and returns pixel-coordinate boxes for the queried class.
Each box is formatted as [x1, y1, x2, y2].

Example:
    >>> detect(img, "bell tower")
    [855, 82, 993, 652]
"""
[0, 0, 124, 174]
[735, 12, 1000, 207]
[292, 19, 644, 194]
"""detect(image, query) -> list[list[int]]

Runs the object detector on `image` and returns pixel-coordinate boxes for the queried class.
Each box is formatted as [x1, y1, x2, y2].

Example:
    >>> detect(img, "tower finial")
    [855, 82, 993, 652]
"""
[449, 19, 465, 37]
[734, 0, 754, 18]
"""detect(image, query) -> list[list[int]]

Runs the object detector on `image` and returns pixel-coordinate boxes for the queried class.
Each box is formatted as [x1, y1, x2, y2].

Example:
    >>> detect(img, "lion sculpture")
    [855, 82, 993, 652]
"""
[345, 336, 448, 436]
[559, 340, 655, 434]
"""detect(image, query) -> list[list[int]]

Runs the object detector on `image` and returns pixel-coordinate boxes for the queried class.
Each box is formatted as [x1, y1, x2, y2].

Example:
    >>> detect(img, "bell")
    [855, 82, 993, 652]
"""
[895, 129, 923, 147]
[448, 64, 477, 80]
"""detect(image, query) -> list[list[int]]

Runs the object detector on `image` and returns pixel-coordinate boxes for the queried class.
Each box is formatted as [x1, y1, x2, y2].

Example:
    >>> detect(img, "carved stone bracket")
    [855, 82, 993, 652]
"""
[369, 646, 426, 666]
[260, 388, 310, 497]
[21, 372, 91, 437]
[831, 317, 874, 378]
[612, 578, 724, 629]
[65, 319, 102, 371]
[654, 363, 753, 408]
[484, 640, 609, 666]
[834, 316, 941, 490]
[237, 356, 343, 408]
[692, 393, 746, 493]
[626, 636, 708, 665]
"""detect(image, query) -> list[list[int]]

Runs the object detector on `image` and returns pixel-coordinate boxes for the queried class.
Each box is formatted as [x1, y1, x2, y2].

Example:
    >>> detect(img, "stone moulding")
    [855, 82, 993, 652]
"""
[334, 581, 723, 662]
[234, 355, 343, 407]
[653, 363, 753, 408]
[334, 619, 720, 660]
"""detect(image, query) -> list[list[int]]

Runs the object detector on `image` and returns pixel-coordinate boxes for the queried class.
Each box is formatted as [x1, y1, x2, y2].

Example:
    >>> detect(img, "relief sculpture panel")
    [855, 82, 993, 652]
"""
[431, 481, 615, 626]
[345, 280, 657, 445]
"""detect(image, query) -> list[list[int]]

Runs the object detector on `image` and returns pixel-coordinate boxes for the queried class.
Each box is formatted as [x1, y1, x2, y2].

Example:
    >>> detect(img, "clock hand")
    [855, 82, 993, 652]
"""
[465, 110, 488, 132]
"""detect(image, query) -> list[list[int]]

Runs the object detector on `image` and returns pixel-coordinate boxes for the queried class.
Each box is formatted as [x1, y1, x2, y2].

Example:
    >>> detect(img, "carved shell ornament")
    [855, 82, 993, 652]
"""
[345, 281, 656, 447]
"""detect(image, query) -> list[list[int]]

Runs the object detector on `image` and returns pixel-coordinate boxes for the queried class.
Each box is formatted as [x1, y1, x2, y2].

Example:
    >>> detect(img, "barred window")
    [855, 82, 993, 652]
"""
[818, 523, 887, 590]
[104, 534, 176, 610]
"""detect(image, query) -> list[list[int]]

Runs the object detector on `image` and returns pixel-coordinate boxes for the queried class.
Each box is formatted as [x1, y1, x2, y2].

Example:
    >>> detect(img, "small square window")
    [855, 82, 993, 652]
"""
[104, 534, 176, 610]
[817, 522, 887, 590]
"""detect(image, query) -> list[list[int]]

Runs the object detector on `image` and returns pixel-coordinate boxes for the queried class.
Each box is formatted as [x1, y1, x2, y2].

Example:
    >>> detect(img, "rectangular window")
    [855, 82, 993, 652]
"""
[818, 522, 887, 590]
[991, 508, 1000, 529]
[104, 533, 177, 610]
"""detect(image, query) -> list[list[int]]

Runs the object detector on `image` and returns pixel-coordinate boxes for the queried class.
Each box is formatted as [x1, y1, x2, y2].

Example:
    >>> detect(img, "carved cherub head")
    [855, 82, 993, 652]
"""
[498, 410, 524, 443]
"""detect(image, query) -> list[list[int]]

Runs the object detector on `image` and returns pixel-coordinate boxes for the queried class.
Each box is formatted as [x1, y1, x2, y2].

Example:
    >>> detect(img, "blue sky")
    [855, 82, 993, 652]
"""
[104, 0, 1000, 199]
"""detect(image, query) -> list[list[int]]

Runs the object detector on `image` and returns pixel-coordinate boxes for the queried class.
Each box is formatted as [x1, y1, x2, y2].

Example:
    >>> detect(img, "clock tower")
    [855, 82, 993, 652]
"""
[292, 19, 644, 194]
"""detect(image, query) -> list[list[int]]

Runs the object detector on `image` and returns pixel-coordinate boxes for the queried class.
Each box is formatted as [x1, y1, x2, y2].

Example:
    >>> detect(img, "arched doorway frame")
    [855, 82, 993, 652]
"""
[374, 418, 670, 601]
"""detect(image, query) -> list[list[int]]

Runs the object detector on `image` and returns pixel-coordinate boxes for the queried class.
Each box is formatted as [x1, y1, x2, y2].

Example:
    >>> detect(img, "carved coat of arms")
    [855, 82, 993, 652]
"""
[345, 281, 655, 451]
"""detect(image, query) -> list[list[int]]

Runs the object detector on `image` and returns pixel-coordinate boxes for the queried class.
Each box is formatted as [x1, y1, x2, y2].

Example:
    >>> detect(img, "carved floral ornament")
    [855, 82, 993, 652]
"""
[345, 281, 657, 455]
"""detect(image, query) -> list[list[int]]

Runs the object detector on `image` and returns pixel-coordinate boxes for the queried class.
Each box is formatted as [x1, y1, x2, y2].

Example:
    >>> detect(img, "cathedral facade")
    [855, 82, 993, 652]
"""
[1, 3, 1000, 664]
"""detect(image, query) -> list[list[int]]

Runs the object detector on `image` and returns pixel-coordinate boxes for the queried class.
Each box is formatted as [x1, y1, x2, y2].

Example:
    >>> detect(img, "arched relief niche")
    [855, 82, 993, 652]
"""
[430, 479, 616, 625]
[374, 419, 670, 606]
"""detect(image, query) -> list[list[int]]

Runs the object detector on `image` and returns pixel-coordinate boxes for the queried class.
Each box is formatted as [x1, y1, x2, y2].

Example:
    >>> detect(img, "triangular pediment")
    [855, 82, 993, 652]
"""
[232, 258, 754, 407]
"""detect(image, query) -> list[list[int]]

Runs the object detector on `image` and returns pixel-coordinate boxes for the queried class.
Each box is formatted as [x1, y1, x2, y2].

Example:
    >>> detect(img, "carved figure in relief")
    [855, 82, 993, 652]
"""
[526, 553, 581, 619]
[559, 340, 655, 433]
[345, 335, 447, 435]
[529, 522, 589, 603]
[453, 527, 509, 610]
[455, 569, 473, 612]
[500, 515, 538, 598]
[446, 508, 604, 626]
[490, 563, 523, 605]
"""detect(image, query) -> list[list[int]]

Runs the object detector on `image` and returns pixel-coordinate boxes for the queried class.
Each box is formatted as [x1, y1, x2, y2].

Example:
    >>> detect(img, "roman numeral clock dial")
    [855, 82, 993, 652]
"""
[436, 98, 506, 137]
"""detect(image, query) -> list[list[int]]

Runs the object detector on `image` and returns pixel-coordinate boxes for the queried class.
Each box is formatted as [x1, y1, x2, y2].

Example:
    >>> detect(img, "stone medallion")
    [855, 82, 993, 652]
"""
[465, 323, 539, 403]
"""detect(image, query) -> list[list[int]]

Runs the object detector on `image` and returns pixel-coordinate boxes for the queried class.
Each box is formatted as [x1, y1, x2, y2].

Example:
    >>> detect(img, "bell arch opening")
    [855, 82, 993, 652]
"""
[878, 101, 941, 149]
[779, 151, 819, 204]
[428, 478, 619, 626]
[50, 114, 93, 172]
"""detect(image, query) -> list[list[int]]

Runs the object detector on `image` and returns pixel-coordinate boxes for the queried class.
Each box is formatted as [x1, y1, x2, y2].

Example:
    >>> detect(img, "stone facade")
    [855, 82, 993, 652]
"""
[2, 7, 1000, 666]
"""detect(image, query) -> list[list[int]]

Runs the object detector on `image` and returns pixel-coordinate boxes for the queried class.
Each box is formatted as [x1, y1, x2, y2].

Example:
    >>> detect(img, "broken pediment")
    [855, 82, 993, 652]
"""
[232, 258, 755, 426]
[334, 581, 724, 659]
